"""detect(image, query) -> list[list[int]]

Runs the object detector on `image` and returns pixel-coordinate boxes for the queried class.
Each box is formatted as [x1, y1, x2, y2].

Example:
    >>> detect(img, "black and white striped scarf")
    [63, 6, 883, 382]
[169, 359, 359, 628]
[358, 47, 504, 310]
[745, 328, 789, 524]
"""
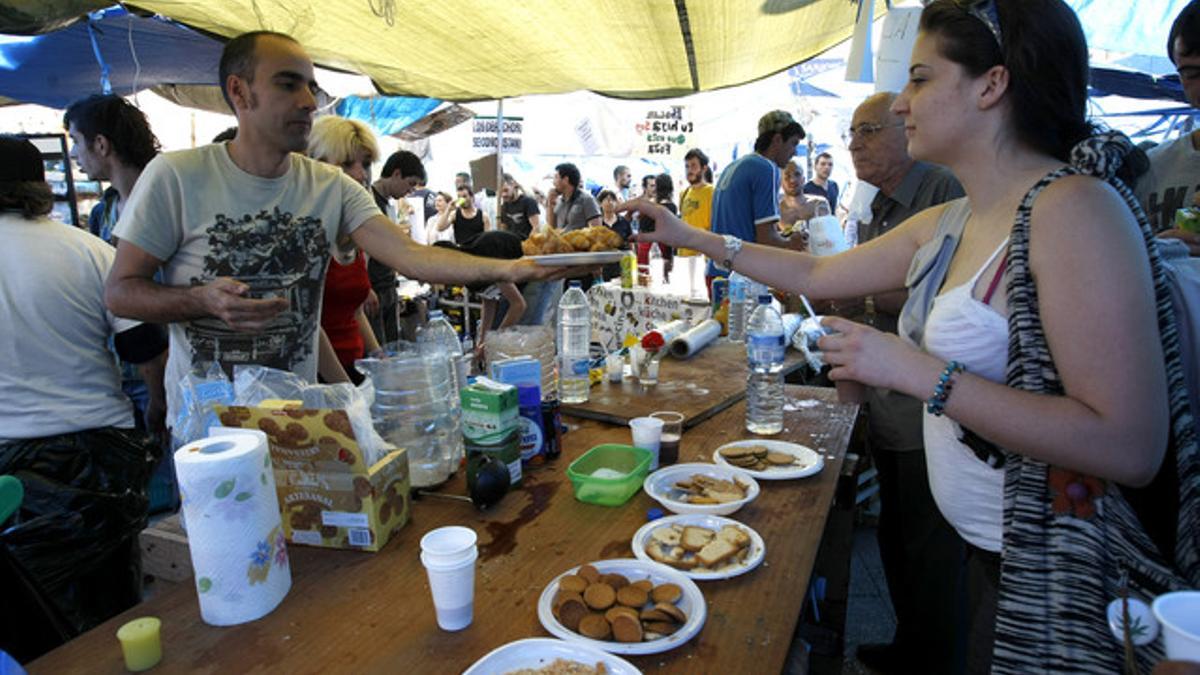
[991, 131, 1200, 673]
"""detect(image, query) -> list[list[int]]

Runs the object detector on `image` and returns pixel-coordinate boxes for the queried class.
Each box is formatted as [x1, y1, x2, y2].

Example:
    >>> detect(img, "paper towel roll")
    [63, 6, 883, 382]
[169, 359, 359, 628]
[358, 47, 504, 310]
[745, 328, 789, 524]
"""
[175, 431, 291, 626]
[669, 319, 722, 359]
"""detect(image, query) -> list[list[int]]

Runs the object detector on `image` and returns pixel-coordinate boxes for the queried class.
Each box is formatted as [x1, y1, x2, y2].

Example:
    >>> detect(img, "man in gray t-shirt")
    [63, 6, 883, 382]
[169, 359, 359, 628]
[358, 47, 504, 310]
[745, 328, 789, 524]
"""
[545, 162, 601, 232]
[106, 31, 557, 422]
[1134, 4, 1200, 255]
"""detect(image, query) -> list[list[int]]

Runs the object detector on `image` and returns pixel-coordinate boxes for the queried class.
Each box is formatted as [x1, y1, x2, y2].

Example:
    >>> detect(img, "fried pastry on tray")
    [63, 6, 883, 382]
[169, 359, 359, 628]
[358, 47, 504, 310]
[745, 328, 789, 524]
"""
[523, 226, 624, 256]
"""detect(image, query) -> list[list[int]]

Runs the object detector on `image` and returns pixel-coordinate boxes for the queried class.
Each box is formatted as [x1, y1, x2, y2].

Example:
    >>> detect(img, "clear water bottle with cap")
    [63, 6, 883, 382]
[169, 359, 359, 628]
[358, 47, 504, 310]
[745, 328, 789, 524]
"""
[557, 281, 591, 404]
[727, 271, 748, 342]
[746, 294, 785, 435]
[418, 310, 467, 392]
[416, 309, 467, 468]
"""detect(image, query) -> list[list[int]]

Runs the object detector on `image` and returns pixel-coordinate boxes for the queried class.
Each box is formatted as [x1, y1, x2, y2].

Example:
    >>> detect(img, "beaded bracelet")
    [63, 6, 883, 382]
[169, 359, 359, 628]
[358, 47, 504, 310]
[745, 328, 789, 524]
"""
[926, 361, 966, 416]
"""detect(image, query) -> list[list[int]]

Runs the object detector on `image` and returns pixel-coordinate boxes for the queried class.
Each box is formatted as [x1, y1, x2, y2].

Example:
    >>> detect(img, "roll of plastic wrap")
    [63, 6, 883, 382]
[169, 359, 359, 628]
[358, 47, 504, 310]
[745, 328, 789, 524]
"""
[174, 430, 291, 626]
[668, 319, 722, 359]
[641, 319, 689, 351]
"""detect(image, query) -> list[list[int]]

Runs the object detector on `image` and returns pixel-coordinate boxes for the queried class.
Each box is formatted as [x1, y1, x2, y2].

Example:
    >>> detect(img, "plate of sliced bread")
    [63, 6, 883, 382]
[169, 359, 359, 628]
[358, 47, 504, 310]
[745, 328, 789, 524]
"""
[642, 463, 759, 516]
[712, 440, 824, 480]
[631, 514, 765, 581]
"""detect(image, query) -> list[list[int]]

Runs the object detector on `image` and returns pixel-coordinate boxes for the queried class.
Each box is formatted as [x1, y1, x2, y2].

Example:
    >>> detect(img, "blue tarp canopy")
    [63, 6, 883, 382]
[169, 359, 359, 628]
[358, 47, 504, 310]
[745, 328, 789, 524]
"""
[0, 5, 444, 138]
[0, 6, 219, 108]
[334, 96, 442, 137]
[1090, 67, 1185, 103]
[1065, 0, 1186, 73]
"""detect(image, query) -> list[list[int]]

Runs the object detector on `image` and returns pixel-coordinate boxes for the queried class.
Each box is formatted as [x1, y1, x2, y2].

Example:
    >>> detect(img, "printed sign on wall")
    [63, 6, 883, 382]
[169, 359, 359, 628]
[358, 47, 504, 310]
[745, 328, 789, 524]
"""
[472, 116, 523, 152]
[635, 105, 693, 159]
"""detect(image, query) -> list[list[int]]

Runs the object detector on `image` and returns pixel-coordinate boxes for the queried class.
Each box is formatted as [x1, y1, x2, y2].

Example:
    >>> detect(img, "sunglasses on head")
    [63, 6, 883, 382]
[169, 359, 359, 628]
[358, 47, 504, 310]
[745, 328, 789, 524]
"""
[955, 0, 1004, 52]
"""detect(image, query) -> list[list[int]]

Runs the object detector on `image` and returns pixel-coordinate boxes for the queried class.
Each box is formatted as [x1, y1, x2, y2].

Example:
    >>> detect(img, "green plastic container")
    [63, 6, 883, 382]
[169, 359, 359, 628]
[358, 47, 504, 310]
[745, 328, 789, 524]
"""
[566, 444, 653, 506]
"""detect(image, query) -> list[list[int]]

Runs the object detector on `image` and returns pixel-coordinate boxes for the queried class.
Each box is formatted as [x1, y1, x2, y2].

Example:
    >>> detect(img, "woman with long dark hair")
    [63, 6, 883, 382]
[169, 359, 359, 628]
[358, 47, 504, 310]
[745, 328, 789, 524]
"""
[626, 1, 1197, 671]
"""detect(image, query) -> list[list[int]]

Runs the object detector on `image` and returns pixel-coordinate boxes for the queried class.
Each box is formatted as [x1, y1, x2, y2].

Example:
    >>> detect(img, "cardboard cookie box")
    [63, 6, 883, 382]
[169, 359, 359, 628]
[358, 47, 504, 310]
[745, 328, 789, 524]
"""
[214, 404, 409, 552]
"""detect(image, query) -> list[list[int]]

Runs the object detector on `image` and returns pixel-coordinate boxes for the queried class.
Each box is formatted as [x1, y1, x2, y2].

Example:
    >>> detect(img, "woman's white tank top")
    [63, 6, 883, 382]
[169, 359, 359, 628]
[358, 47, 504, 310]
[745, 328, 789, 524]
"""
[921, 238, 1010, 552]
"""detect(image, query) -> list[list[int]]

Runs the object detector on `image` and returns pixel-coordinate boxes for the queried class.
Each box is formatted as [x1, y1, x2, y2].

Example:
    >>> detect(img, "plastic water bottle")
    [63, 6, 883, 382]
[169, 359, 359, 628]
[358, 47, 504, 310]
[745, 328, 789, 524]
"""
[418, 309, 467, 390]
[415, 309, 467, 472]
[557, 281, 591, 404]
[648, 243, 665, 289]
[727, 272, 748, 342]
[746, 294, 785, 435]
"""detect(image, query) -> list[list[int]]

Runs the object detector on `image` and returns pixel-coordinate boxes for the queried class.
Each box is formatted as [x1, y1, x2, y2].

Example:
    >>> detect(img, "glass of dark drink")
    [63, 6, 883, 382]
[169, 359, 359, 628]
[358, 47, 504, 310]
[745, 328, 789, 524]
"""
[649, 411, 683, 465]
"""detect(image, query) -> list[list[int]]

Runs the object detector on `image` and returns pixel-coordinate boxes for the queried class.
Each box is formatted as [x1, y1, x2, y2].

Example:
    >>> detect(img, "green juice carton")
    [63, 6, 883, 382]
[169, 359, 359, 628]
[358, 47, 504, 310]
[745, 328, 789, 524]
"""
[461, 378, 521, 486]
[461, 377, 519, 444]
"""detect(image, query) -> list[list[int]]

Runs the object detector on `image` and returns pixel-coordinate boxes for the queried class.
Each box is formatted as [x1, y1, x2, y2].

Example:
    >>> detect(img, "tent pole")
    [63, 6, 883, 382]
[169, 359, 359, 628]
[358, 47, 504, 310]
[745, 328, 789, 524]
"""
[495, 98, 504, 230]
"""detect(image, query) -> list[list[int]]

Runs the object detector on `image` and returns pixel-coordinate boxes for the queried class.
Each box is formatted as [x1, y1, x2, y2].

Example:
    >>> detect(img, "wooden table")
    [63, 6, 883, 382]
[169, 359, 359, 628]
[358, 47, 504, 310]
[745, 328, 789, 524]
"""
[562, 340, 807, 429]
[31, 386, 856, 675]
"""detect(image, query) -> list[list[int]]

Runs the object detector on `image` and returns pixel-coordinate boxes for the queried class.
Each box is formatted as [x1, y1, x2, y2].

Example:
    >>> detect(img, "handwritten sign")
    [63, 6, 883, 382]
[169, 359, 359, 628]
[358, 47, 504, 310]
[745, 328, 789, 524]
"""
[635, 106, 693, 159]
[588, 282, 710, 352]
[472, 116, 523, 152]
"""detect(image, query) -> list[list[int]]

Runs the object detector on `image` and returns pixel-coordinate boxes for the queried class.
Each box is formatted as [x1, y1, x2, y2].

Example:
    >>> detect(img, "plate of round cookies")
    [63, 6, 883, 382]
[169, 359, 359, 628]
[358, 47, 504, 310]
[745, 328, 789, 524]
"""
[712, 440, 824, 480]
[537, 559, 706, 655]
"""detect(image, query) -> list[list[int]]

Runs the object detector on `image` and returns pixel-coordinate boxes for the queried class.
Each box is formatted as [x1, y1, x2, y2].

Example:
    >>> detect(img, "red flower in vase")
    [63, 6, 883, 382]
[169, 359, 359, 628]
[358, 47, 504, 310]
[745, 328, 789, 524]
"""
[641, 331, 666, 351]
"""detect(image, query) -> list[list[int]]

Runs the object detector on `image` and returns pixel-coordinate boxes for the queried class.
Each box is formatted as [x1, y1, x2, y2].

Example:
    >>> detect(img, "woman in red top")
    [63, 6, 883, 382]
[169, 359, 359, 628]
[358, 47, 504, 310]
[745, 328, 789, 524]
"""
[308, 116, 384, 384]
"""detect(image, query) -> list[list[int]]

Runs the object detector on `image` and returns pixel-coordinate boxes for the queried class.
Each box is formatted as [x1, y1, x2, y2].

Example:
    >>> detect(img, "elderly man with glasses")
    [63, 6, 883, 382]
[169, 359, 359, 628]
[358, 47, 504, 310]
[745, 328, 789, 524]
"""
[845, 91, 965, 675]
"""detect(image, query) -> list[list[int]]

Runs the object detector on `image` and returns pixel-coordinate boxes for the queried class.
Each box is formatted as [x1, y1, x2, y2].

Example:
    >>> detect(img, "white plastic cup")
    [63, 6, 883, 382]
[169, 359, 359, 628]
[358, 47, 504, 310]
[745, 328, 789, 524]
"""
[420, 549, 478, 631]
[420, 526, 478, 566]
[1153, 591, 1200, 661]
[629, 416, 664, 470]
[807, 215, 849, 257]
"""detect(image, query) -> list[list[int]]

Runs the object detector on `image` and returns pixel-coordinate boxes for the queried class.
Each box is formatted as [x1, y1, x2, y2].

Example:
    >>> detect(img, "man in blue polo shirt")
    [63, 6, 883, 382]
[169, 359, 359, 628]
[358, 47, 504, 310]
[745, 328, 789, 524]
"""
[708, 110, 807, 276]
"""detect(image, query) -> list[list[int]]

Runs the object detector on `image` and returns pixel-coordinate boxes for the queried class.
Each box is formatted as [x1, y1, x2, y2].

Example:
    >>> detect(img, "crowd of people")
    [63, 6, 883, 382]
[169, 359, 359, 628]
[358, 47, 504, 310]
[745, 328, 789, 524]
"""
[0, 0, 1198, 672]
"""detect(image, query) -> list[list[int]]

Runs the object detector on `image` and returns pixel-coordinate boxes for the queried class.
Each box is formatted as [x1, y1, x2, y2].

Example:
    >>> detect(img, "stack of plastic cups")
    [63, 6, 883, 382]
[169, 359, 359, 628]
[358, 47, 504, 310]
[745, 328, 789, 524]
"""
[419, 526, 479, 631]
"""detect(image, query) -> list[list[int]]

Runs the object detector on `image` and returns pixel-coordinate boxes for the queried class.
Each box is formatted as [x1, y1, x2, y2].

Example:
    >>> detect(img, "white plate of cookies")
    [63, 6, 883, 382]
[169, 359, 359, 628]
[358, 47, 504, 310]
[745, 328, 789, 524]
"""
[537, 559, 706, 655]
[631, 514, 765, 581]
[712, 440, 824, 480]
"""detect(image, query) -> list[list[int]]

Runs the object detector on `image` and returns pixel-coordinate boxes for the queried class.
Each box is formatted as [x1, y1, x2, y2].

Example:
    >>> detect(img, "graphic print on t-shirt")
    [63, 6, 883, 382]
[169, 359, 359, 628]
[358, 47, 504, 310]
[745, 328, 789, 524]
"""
[186, 207, 330, 376]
